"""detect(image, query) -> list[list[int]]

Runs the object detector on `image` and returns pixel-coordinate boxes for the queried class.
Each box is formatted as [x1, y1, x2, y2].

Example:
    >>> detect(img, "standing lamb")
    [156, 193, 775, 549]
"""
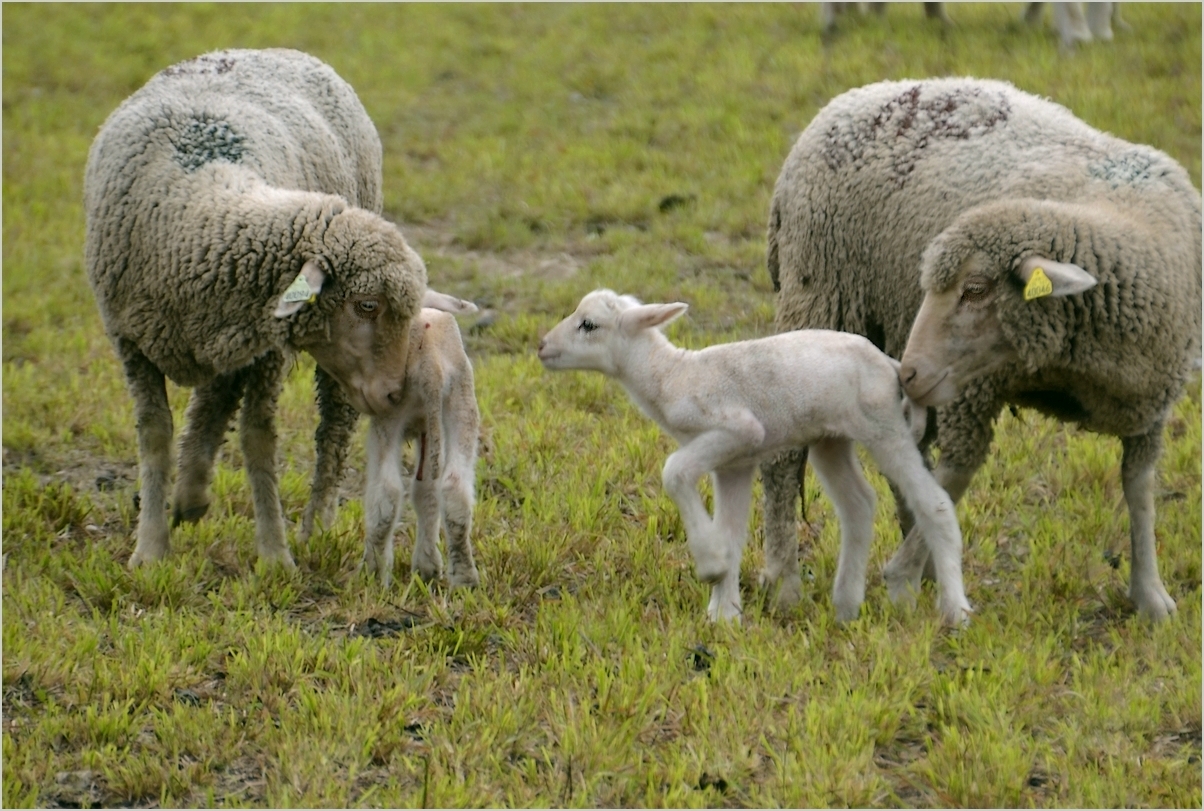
[538, 289, 971, 626]
[340, 302, 482, 590]
[85, 49, 427, 570]
[763, 77, 1200, 621]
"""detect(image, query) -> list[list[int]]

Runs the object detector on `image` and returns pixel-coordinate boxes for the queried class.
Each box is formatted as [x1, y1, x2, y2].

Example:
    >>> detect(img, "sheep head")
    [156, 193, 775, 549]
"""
[538, 289, 687, 377]
[277, 208, 428, 417]
[899, 202, 1098, 407]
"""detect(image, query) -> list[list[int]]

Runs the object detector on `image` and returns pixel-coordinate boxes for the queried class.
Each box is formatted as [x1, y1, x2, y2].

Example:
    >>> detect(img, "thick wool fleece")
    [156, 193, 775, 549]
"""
[769, 77, 1201, 453]
[85, 48, 425, 386]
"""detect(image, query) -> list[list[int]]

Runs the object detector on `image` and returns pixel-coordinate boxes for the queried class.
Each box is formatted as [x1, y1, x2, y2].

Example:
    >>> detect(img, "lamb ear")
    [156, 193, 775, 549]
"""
[422, 289, 479, 314]
[1018, 256, 1097, 300]
[619, 302, 689, 333]
[273, 260, 327, 318]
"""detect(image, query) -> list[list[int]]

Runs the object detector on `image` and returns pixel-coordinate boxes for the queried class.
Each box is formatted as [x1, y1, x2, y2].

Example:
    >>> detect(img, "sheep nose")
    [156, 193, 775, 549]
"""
[537, 338, 546, 352]
[899, 364, 917, 387]
[387, 386, 405, 406]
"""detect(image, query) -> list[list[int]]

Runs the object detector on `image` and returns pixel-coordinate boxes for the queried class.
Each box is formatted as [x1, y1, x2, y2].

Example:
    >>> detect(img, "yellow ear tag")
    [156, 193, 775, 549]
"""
[281, 272, 317, 305]
[1023, 267, 1053, 301]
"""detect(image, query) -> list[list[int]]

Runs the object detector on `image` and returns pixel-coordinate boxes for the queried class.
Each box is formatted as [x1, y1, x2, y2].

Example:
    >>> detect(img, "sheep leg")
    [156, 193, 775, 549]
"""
[410, 432, 445, 584]
[300, 367, 360, 543]
[705, 465, 756, 623]
[173, 372, 247, 526]
[758, 449, 807, 611]
[120, 340, 174, 567]
[1085, 2, 1114, 39]
[883, 463, 975, 610]
[809, 438, 876, 623]
[440, 394, 480, 589]
[866, 433, 971, 627]
[363, 413, 406, 587]
[662, 426, 760, 584]
[1122, 429, 1176, 621]
[238, 351, 294, 567]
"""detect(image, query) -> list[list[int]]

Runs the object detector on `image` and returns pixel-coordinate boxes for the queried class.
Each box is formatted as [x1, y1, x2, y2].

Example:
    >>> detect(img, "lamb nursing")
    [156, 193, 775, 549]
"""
[538, 289, 972, 626]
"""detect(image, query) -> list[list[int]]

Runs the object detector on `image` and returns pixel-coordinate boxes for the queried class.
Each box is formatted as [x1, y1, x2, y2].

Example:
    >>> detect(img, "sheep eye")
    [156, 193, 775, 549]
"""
[356, 299, 380, 317]
[960, 279, 991, 304]
[579, 318, 598, 333]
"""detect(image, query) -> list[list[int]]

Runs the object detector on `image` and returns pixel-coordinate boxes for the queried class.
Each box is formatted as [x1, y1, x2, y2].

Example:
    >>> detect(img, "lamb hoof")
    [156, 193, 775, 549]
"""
[1133, 584, 1176, 622]
[940, 602, 973, 629]
[833, 601, 861, 624]
[448, 568, 480, 589]
[257, 546, 296, 570]
[759, 570, 802, 612]
[884, 567, 921, 611]
[128, 545, 168, 568]
[171, 502, 209, 527]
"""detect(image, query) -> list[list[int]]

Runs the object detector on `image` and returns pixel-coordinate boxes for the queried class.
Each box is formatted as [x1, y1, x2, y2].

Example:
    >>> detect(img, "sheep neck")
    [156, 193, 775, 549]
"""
[611, 329, 694, 436]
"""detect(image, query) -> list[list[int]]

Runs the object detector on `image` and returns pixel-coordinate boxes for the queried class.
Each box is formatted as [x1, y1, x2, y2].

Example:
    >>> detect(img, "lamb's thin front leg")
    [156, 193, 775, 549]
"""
[120, 340, 174, 567]
[363, 414, 406, 587]
[173, 371, 247, 526]
[238, 352, 294, 567]
[705, 465, 756, 622]
[757, 448, 807, 610]
[1122, 428, 1176, 621]
[883, 462, 975, 610]
[867, 432, 970, 627]
[300, 367, 360, 543]
[440, 392, 480, 588]
[410, 431, 444, 584]
[661, 420, 764, 583]
[809, 438, 876, 623]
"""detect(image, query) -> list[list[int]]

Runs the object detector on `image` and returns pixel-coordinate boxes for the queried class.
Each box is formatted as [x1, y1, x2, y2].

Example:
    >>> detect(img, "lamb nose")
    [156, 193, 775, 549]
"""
[899, 364, 917, 386]
[388, 387, 405, 405]
[537, 338, 546, 352]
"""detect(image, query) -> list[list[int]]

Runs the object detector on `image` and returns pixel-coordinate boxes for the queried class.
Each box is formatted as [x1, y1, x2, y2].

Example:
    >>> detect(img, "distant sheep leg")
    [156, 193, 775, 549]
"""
[363, 413, 406, 587]
[1122, 428, 1177, 621]
[809, 438, 876, 623]
[705, 465, 756, 623]
[238, 351, 294, 567]
[299, 367, 359, 543]
[757, 449, 807, 610]
[173, 371, 247, 526]
[120, 340, 174, 567]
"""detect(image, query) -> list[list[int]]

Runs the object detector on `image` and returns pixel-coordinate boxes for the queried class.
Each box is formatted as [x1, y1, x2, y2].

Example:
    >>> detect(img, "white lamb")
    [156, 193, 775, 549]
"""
[538, 289, 972, 626]
[356, 296, 481, 589]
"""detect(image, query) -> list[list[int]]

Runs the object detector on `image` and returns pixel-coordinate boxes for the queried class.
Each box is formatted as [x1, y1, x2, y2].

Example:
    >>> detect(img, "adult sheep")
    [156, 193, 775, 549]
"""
[762, 77, 1200, 622]
[85, 49, 427, 569]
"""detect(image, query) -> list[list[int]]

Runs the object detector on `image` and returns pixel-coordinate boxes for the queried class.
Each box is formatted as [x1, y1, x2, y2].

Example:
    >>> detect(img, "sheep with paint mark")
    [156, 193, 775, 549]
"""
[85, 48, 428, 569]
[763, 77, 1200, 622]
[539, 289, 972, 626]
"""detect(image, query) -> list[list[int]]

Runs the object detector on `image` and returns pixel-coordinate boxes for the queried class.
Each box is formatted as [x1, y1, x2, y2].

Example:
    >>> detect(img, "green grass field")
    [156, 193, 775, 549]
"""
[3, 3, 1200, 807]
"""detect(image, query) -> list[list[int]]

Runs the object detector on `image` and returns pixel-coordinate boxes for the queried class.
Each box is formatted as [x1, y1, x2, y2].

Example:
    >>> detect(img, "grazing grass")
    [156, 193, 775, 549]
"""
[3, 3, 1200, 807]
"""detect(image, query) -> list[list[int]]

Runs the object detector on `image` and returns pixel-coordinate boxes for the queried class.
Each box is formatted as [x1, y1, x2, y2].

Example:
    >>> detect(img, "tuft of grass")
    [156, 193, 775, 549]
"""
[4, 4, 1200, 808]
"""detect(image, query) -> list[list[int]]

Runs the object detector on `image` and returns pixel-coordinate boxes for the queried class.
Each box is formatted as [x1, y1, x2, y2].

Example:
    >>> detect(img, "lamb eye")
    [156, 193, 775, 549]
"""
[579, 318, 597, 333]
[356, 299, 380, 316]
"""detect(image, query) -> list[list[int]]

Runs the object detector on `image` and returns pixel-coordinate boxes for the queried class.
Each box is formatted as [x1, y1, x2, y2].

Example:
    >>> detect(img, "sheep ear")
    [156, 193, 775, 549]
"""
[422, 289, 479, 314]
[619, 302, 689, 333]
[1018, 256, 1097, 300]
[274, 260, 327, 318]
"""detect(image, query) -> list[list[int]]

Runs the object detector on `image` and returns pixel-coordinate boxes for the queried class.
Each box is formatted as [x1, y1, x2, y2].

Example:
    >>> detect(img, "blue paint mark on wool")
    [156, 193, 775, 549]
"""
[172, 117, 246, 172]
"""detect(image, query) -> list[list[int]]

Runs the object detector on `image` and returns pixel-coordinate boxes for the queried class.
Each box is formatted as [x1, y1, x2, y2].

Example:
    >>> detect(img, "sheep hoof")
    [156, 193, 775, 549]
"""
[833, 601, 861, 624]
[1132, 585, 1176, 622]
[448, 568, 480, 589]
[759, 571, 802, 612]
[128, 545, 168, 568]
[171, 502, 209, 527]
[941, 603, 973, 629]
